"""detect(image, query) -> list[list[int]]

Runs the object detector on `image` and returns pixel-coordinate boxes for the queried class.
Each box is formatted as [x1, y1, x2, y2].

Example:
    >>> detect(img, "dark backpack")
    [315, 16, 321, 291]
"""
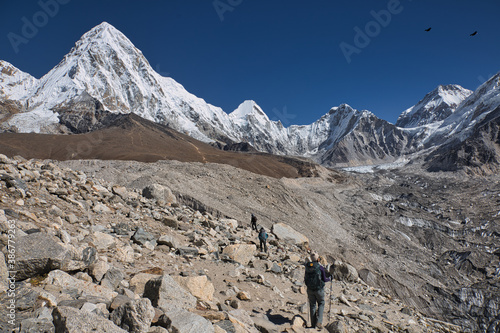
[258, 230, 267, 241]
[304, 261, 324, 291]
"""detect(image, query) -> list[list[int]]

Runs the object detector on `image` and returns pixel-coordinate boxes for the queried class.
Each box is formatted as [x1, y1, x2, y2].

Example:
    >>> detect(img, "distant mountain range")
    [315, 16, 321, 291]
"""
[1, 22, 499, 172]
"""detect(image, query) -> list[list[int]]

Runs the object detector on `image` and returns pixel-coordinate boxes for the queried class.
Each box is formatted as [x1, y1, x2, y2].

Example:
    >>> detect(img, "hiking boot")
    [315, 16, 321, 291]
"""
[316, 323, 323, 331]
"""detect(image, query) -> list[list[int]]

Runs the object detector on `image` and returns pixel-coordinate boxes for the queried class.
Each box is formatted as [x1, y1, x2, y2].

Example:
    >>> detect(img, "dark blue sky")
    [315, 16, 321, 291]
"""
[1, 0, 499, 125]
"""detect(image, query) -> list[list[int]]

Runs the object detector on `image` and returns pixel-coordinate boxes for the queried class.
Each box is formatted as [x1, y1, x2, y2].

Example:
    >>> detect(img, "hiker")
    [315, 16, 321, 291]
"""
[258, 227, 268, 252]
[304, 252, 331, 330]
[251, 213, 258, 231]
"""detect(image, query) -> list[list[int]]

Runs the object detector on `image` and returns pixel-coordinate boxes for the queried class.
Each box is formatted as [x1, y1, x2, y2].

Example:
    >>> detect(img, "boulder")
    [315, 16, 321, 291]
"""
[93, 203, 112, 214]
[222, 244, 256, 266]
[89, 231, 117, 251]
[172, 275, 215, 302]
[44, 270, 117, 303]
[115, 245, 135, 263]
[220, 218, 238, 229]
[110, 298, 155, 333]
[143, 274, 197, 313]
[52, 306, 126, 333]
[15, 233, 87, 280]
[158, 308, 214, 333]
[161, 217, 179, 229]
[112, 185, 132, 200]
[132, 227, 157, 247]
[20, 317, 55, 333]
[130, 273, 161, 296]
[271, 223, 309, 245]
[325, 320, 348, 333]
[177, 247, 199, 256]
[227, 309, 258, 333]
[330, 260, 359, 283]
[101, 267, 125, 291]
[158, 233, 182, 249]
[253, 316, 282, 333]
[89, 259, 110, 282]
[142, 184, 176, 204]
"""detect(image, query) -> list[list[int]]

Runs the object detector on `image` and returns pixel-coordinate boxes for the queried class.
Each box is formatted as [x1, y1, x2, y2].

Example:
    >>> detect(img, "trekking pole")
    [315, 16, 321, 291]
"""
[328, 280, 333, 322]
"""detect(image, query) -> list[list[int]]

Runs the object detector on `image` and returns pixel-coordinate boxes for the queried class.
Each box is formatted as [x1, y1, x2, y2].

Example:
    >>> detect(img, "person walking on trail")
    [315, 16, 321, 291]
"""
[304, 252, 331, 330]
[258, 227, 268, 252]
[251, 213, 258, 231]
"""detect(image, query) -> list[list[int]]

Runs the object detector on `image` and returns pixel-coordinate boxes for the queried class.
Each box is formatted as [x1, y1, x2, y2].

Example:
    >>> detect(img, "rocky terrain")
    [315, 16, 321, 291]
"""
[0, 154, 478, 333]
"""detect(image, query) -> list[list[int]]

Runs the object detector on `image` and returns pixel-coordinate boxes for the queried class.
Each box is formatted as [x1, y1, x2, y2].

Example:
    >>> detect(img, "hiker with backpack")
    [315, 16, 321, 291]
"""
[304, 252, 331, 330]
[258, 227, 268, 252]
[251, 213, 258, 231]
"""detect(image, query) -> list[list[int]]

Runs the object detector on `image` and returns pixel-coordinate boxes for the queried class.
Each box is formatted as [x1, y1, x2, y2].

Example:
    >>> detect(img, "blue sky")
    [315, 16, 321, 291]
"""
[1, 0, 499, 125]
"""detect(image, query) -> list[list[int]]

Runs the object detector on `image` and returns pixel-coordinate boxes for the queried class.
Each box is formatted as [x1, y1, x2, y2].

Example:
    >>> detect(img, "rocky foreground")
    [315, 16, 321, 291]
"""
[0, 155, 469, 332]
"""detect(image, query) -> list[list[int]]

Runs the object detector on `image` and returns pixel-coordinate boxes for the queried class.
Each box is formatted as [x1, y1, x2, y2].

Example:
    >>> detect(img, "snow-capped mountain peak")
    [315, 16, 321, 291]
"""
[0, 60, 38, 100]
[396, 84, 472, 128]
[229, 100, 271, 126]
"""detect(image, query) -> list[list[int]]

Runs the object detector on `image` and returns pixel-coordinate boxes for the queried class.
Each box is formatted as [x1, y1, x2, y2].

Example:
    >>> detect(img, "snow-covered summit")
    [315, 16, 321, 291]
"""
[396, 84, 472, 128]
[229, 100, 269, 124]
[1, 22, 499, 168]
[0, 60, 38, 100]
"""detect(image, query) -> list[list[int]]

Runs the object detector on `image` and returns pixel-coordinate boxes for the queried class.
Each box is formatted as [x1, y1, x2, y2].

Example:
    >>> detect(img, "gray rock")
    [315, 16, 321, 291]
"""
[89, 231, 117, 251]
[143, 274, 197, 313]
[111, 298, 155, 333]
[65, 213, 79, 224]
[82, 246, 98, 266]
[270, 262, 283, 274]
[52, 306, 127, 333]
[142, 184, 176, 204]
[325, 320, 348, 333]
[113, 222, 132, 235]
[58, 296, 111, 309]
[215, 320, 238, 333]
[329, 260, 359, 283]
[252, 316, 282, 333]
[158, 308, 214, 333]
[15, 232, 86, 280]
[132, 227, 157, 246]
[101, 267, 125, 291]
[161, 217, 179, 229]
[158, 234, 182, 249]
[44, 270, 117, 303]
[110, 295, 133, 311]
[89, 260, 110, 282]
[177, 246, 199, 256]
[20, 317, 55, 333]
[271, 223, 309, 245]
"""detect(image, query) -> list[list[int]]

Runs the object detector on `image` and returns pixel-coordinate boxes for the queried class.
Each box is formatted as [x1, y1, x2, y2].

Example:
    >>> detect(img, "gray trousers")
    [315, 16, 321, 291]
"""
[307, 288, 325, 327]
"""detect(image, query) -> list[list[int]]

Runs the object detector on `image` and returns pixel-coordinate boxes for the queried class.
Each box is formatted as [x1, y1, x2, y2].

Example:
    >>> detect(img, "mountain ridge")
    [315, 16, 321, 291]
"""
[1, 22, 500, 171]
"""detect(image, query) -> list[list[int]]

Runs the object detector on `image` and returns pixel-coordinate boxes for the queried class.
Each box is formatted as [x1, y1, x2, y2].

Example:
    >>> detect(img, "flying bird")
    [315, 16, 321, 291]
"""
[425, 27, 432, 32]
[470, 31, 478, 36]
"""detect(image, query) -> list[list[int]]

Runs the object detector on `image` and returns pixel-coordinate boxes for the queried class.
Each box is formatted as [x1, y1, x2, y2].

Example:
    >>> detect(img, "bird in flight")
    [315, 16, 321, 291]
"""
[470, 31, 478, 36]
[425, 27, 432, 32]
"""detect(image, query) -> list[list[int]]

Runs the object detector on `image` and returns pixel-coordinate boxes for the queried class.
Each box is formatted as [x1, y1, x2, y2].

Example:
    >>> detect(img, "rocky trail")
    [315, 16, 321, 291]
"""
[0, 154, 467, 332]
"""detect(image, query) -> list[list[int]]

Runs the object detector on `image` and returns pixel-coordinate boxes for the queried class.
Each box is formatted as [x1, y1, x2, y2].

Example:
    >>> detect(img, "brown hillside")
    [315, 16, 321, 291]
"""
[0, 114, 315, 179]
